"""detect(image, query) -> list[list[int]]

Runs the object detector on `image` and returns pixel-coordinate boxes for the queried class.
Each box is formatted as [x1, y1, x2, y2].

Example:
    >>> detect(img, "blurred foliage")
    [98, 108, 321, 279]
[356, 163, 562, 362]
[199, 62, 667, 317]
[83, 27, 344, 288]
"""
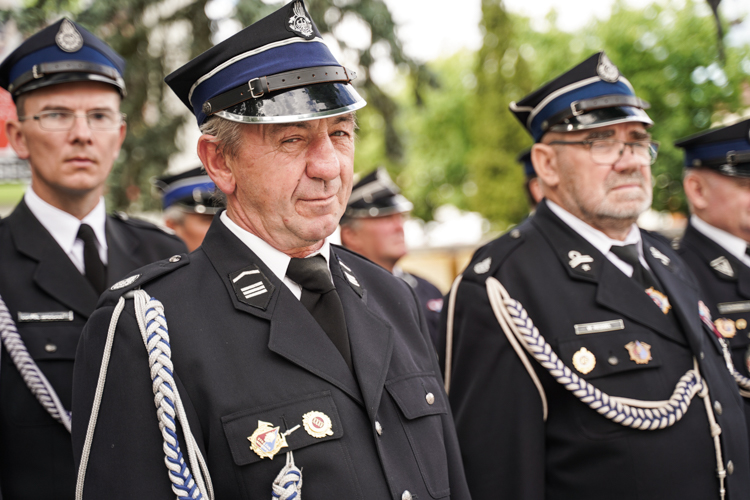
[1, 0, 419, 211]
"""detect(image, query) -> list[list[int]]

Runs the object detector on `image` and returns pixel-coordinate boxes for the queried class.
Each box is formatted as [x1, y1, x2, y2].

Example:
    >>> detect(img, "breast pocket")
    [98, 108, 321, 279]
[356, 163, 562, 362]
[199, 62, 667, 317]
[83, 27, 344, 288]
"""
[221, 391, 363, 498]
[385, 373, 450, 499]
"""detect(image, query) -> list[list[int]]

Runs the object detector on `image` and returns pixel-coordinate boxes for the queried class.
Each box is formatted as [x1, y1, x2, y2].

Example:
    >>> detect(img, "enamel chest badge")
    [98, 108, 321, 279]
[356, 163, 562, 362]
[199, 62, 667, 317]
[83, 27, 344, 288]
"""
[625, 340, 652, 365]
[302, 411, 334, 438]
[248, 421, 288, 460]
[572, 347, 596, 374]
[645, 287, 671, 314]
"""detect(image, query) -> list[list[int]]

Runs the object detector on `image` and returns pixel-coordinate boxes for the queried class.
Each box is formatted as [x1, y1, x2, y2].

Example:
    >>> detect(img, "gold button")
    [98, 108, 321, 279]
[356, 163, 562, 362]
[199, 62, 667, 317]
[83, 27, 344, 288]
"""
[425, 392, 435, 405]
[714, 401, 723, 416]
[44, 343, 57, 353]
[608, 356, 619, 366]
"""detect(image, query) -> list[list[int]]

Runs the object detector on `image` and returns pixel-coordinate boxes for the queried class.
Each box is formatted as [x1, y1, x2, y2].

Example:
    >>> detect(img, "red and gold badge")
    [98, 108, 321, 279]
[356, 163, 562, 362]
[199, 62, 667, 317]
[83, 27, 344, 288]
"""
[714, 318, 736, 339]
[645, 287, 671, 315]
[248, 420, 288, 460]
[302, 411, 333, 438]
[625, 340, 652, 365]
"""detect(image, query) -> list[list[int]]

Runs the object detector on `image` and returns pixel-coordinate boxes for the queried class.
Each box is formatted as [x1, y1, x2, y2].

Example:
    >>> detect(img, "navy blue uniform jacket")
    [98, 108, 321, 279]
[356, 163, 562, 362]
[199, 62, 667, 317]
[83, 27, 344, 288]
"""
[72, 216, 470, 499]
[442, 200, 750, 500]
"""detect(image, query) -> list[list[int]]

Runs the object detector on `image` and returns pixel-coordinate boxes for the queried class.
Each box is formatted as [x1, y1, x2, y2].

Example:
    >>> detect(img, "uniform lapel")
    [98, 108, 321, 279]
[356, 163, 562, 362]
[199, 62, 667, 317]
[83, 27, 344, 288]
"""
[105, 216, 141, 285]
[683, 222, 750, 299]
[7, 200, 98, 317]
[533, 202, 685, 345]
[200, 217, 363, 405]
[331, 249, 394, 420]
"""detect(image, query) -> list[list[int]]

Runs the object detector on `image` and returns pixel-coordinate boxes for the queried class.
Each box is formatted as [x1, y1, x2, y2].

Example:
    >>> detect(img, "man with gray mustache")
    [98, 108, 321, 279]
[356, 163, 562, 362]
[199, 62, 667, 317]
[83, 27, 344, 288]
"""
[442, 52, 750, 499]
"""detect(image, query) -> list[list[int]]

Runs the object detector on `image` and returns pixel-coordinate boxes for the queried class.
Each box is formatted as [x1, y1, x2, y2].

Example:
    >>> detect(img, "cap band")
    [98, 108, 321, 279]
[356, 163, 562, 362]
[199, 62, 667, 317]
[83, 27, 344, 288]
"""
[8, 60, 123, 95]
[542, 94, 650, 133]
[203, 65, 355, 116]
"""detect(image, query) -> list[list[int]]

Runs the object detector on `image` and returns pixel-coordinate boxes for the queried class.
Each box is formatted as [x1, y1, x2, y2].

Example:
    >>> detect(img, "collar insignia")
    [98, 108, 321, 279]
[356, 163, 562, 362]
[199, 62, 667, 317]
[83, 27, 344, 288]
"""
[625, 340, 652, 365]
[568, 250, 593, 271]
[572, 347, 596, 374]
[111, 274, 140, 291]
[338, 259, 363, 297]
[474, 257, 491, 275]
[302, 411, 334, 438]
[248, 421, 288, 460]
[229, 265, 275, 310]
[710, 256, 735, 278]
[56, 19, 84, 52]
[645, 287, 671, 314]
[597, 53, 620, 83]
[287, 1, 314, 39]
[649, 246, 671, 267]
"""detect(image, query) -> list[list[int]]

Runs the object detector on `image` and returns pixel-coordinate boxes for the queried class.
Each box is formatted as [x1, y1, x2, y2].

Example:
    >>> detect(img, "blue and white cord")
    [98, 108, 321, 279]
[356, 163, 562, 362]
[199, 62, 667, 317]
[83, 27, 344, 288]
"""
[0, 293, 71, 432]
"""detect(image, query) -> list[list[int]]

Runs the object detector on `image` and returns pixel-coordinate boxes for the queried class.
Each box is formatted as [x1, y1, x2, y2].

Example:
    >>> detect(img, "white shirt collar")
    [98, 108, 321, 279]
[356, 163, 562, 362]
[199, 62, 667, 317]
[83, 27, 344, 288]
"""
[691, 214, 750, 265]
[546, 199, 646, 275]
[220, 211, 331, 299]
[24, 187, 108, 263]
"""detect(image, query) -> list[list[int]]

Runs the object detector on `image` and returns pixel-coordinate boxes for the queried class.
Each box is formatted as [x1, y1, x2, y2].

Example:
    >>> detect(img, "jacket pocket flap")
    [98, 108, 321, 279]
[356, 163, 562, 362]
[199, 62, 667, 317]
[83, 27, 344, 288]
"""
[557, 331, 662, 380]
[385, 373, 447, 420]
[222, 391, 343, 466]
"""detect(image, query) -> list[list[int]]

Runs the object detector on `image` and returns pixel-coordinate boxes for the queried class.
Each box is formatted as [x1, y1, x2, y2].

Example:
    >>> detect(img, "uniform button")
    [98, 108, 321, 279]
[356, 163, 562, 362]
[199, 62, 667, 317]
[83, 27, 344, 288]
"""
[425, 392, 435, 405]
[714, 401, 723, 415]
[510, 229, 521, 239]
[169, 255, 182, 263]
[402, 491, 412, 500]
[700, 351, 705, 360]
[727, 460, 734, 475]
[375, 421, 382, 436]
[608, 356, 619, 366]
[44, 343, 57, 353]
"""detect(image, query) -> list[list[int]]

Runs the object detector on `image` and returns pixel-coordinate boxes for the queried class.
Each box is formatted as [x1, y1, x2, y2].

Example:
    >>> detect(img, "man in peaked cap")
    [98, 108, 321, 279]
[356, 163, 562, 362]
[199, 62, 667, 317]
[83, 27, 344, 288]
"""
[340, 167, 445, 349]
[675, 117, 750, 442]
[0, 18, 186, 500]
[442, 51, 750, 499]
[153, 165, 224, 251]
[71, 2, 470, 499]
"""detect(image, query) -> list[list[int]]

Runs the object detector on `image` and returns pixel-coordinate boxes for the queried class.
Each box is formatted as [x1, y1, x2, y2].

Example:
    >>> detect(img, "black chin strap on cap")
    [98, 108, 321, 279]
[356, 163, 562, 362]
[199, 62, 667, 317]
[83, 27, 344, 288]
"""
[541, 94, 650, 133]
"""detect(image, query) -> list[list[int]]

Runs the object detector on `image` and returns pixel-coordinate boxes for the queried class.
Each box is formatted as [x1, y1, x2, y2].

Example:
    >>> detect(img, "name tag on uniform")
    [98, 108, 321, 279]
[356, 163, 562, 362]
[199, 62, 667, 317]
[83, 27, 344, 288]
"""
[17, 311, 74, 323]
[718, 301, 750, 314]
[574, 319, 624, 335]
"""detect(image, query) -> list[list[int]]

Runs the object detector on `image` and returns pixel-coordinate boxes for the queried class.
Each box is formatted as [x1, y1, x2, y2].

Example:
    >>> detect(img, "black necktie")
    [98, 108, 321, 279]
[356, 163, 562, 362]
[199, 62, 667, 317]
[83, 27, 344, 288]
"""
[286, 255, 353, 371]
[610, 244, 656, 289]
[77, 223, 106, 295]
[746, 245, 750, 258]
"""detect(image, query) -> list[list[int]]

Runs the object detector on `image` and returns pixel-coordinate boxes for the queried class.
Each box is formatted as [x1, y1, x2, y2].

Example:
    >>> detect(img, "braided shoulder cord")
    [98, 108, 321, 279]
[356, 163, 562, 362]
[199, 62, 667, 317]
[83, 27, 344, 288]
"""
[0, 293, 71, 432]
[486, 277, 728, 499]
[132, 291, 213, 500]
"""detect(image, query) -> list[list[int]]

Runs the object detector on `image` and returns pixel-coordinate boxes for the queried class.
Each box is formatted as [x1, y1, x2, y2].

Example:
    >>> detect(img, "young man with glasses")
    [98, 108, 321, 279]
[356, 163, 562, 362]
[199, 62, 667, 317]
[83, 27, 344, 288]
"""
[0, 19, 185, 499]
[442, 52, 750, 499]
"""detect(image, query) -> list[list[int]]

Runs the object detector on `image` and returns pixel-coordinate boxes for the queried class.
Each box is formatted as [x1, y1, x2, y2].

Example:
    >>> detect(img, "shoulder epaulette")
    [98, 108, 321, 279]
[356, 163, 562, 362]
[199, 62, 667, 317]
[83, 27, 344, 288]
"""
[100, 253, 189, 304]
[464, 225, 527, 280]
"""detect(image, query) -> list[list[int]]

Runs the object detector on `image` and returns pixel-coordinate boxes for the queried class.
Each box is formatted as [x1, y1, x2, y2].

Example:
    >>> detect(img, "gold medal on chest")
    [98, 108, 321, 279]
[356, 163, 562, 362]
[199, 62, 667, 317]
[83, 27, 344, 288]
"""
[625, 340, 652, 365]
[572, 347, 596, 374]
[714, 318, 736, 338]
[736, 318, 747, 330]
[302, 411, 334, 438]
[248, 420, 288, 460]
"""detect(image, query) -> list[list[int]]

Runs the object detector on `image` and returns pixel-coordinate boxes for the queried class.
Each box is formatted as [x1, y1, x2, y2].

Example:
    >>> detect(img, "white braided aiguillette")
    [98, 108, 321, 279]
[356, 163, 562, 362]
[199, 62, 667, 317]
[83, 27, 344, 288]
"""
[0, 293, 71, 432]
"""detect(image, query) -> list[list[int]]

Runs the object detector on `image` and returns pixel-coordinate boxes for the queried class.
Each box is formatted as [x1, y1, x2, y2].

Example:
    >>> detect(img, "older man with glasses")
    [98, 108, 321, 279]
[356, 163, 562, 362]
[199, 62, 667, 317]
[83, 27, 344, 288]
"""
[0, 19, 185, 499]
[442, 52, 750, 499]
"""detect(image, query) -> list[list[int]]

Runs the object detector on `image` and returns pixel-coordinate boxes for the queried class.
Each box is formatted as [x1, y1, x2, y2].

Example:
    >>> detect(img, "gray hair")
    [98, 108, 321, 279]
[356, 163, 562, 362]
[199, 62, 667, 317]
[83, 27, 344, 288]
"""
[199, 116, 244, 160]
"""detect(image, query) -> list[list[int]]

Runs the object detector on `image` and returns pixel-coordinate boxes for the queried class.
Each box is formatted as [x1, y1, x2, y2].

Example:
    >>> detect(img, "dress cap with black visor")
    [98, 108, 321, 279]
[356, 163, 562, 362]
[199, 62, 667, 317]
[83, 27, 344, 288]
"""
[152, 166, 224, 215]
[341, 167, 413, 223]
[509, 52, 652, 142]
[165, 0, 365, 126]
[0, 18, 126, 99]
[675, 118, 750, 178]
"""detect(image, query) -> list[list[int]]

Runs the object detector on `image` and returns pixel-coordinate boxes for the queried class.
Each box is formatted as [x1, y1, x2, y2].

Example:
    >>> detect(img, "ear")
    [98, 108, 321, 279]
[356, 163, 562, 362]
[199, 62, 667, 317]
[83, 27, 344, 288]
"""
[531, 143, 559, 188]
[198, 134, 235, 196]
[5, 119, 30, 160]
[683, 170, 709, 211]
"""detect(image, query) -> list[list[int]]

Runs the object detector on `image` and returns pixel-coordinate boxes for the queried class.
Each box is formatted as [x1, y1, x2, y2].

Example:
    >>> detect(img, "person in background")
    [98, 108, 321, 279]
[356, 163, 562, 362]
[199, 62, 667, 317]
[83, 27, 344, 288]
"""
[518, 147, 543, 209]
[71, 3, 469, 498]
[153, 165, 224, 251]
[0, 18, 185, 499]
[442, 51, 750, 499]
[340, 167, 444, 349]
[674, 117, 750, 441]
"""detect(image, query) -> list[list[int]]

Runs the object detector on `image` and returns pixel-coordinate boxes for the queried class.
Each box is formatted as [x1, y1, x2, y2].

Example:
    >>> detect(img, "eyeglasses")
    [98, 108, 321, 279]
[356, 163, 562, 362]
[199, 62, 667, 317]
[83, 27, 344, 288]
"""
[547, 139, 660, 166]
[18, 110, 125, 131]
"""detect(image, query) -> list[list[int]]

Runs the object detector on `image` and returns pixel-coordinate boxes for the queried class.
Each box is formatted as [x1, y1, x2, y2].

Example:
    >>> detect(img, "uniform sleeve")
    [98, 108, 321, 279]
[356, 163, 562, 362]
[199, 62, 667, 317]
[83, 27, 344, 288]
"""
[447, 276, 546, 500]
[406, 281, 472, 499]
[72, 303, 175, 499]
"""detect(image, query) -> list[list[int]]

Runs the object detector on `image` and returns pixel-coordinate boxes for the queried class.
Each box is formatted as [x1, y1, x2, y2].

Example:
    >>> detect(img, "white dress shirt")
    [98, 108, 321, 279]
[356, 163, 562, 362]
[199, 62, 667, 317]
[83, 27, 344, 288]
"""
[546, 200, 650, 277]
[24, 188, 108, 274]
[691, 214, 750, 268]
[220, 211, 331, 300]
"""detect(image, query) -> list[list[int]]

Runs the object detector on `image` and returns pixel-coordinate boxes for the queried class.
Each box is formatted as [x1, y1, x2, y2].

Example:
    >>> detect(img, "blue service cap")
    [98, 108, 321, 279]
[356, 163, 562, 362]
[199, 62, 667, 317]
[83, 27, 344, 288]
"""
[153, 166, 224, 215]
[675, 118, 750, 178]
[0, 18, 126, 99]
[342, 167, 413, 221]
[509, 52, 652, 142]
[165, 0, 365, 126]
[517, 148, 535, 178]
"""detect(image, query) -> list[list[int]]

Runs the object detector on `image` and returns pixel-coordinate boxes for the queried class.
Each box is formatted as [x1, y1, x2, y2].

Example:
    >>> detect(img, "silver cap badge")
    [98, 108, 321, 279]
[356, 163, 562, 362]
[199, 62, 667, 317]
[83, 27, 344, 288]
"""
[288, 1, 314, 38]
[597, 53, 619, 83]
[56, 19, 84, 53]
